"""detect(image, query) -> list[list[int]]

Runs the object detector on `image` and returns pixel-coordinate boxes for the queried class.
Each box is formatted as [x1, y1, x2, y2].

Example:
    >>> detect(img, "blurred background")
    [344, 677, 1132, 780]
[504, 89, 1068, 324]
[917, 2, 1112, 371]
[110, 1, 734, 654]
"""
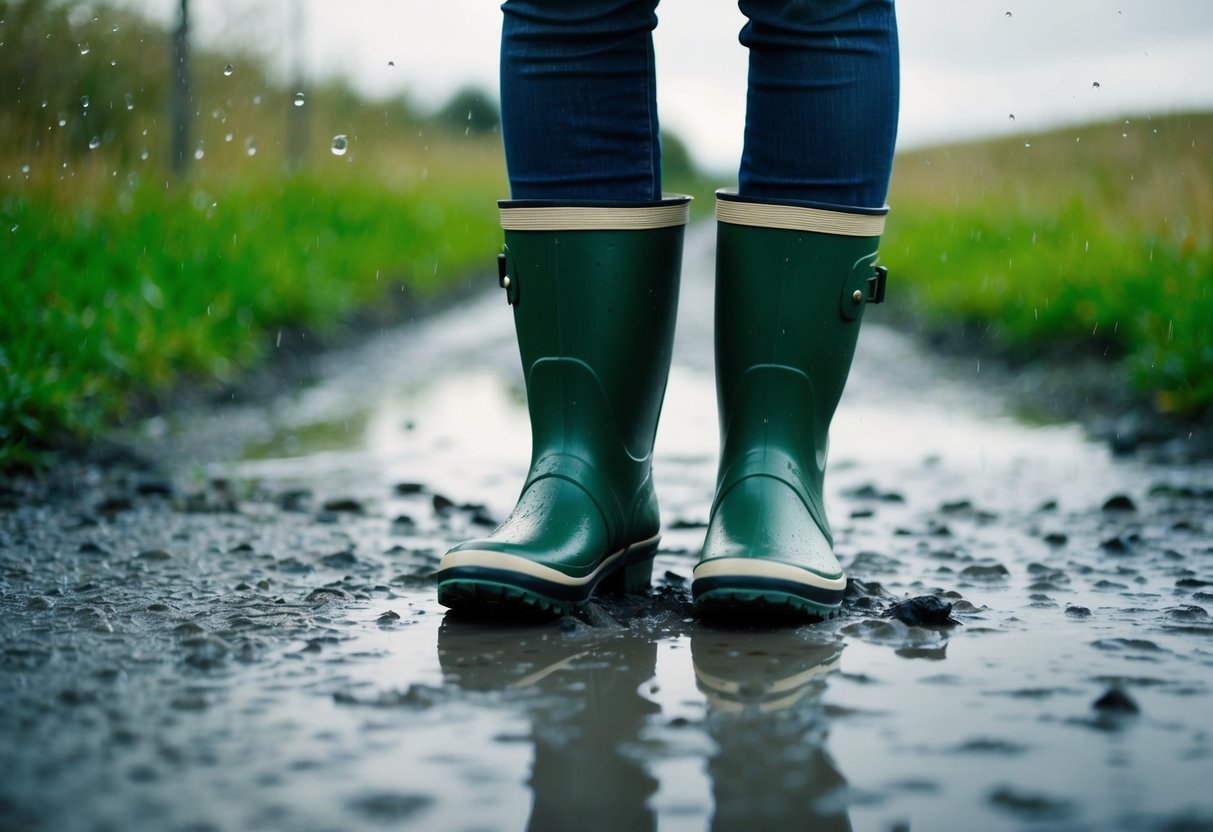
[2, 0, 1211, 468]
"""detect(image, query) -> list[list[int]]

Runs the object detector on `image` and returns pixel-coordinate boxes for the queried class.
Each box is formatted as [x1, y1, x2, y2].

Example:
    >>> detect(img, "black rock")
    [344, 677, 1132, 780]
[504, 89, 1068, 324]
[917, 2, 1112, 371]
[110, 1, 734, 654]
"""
[278, 488, 313, 512]
[1065, 605, 1092, 617]
[322, 497, 364, 514]
[96, 496, 134, 514]
[394, 482, 425, 495]
[1100, 535, 1134, 554]
[135, 479, 175, 497]
[887, 596, 957, 627]
[1101, 494, 1137, 512]
[432, 494, 456, 515]
[1092, 687, 1139, 714]
[1043, 532, 1068, 546]
[320, 550, 358, 568]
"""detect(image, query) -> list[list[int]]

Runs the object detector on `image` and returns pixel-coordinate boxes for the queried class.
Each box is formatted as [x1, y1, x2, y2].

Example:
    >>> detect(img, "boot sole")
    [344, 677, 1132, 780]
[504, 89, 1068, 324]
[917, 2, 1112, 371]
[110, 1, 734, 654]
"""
[692, 560, 845, 623]
[692, 581, 842, 623]
[436, 537, 657, 618]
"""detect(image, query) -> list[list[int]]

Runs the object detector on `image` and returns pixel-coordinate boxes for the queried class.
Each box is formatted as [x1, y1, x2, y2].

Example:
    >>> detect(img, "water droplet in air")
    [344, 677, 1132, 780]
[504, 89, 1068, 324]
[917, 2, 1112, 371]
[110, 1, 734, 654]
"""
[1024, 142, 1031, 148]
[1005, 10, 1012, 17]
[245, 137, 257, 157]
[388, 60, 395, 67]
[81, 95, 90, 109]
[1092, 81, 1101, 89]
[124, 93, 134, 111]
[253, 94, 262, 105]
[58, 114, 67, 127]
[331, 134, 349, 156]
[194, 142, 205, 160]
[79, 42, 90, 55]
[1122, 132, 1128, 138]
[112, 24, 119, 32]
[224, 63, 234, 77]
[88, 136, 101, 150]
[1008, 113, 1015, 120]
[224, 132, 233, 142]
[140, 148, 149, 160]
[21, 163, 30, 174]
[294, 92, 305, 107]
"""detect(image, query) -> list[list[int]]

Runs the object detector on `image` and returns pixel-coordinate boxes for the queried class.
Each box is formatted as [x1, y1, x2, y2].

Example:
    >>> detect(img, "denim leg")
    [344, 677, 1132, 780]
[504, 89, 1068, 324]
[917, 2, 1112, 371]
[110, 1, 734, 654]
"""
[500, 0, 662, 201]
[737, 0, 899, 209]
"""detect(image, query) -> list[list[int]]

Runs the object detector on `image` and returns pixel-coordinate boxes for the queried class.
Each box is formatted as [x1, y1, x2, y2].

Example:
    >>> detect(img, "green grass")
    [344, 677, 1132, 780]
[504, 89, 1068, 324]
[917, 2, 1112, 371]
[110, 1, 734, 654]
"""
[1, 150, 506, 468]
[884, 112, 1213, 417]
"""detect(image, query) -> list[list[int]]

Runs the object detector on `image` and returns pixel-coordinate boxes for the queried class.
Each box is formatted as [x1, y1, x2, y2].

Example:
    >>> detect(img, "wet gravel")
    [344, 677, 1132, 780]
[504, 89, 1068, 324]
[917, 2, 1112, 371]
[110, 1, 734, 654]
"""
[3, 224, 1213, 831]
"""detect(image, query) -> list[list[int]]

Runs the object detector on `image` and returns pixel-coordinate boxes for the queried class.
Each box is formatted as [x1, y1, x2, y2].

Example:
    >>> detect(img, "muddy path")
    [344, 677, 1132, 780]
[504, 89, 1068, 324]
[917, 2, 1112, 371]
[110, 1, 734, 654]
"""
[3, 224, 1213, 831]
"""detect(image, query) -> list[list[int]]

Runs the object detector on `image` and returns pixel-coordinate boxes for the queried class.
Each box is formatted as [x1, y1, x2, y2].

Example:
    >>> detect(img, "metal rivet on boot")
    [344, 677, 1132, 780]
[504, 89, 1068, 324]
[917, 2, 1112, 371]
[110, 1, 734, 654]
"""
[852, 290, 863, 304]
[502, 276, 511, 289]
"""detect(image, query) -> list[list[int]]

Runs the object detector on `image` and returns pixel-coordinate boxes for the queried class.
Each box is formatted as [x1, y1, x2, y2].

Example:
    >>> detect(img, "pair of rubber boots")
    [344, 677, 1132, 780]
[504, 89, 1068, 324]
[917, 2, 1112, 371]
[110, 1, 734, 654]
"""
[436, 191, 888, 621]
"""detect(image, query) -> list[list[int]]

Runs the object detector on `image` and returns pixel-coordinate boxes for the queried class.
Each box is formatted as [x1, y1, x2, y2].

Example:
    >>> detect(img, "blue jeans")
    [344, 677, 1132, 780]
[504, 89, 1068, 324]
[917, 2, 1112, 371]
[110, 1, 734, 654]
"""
[500, 0, 898, 209]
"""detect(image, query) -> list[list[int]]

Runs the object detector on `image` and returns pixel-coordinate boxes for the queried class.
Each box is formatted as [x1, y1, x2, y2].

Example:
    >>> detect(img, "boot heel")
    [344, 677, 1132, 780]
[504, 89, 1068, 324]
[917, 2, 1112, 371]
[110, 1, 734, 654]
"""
[601, 552, 655, 595]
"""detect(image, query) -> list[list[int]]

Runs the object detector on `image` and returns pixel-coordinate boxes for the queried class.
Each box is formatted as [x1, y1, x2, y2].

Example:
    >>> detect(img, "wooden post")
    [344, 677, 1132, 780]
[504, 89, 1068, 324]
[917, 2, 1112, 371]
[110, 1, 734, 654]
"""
[170, 0, 191, 174]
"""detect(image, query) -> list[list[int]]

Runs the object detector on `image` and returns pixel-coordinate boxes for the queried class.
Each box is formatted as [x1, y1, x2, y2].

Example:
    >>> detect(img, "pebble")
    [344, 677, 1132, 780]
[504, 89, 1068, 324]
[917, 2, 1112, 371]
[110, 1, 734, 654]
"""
[1092, 687, 1139, 713]
[136, 549, 172, 561]
[887, 596, 958, 627]
[1101, 494, 1137, 512]
[323, 498, 364, 514]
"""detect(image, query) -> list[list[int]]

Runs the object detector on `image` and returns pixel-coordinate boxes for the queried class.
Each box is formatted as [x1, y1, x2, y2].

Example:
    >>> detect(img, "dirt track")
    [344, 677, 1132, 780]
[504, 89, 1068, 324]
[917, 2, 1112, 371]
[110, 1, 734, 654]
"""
[3, 225, 1212, 831]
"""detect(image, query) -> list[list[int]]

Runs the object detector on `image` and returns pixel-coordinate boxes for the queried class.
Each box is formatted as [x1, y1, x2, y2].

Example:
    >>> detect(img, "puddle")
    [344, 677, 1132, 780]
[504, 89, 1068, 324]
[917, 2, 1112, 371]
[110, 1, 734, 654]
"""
[2, 224, 1212, 830]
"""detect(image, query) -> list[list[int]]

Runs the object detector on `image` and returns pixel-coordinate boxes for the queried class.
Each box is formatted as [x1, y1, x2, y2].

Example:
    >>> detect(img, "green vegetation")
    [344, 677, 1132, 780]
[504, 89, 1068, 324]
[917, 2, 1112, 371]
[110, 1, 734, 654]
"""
[885, 113, 1213, 417]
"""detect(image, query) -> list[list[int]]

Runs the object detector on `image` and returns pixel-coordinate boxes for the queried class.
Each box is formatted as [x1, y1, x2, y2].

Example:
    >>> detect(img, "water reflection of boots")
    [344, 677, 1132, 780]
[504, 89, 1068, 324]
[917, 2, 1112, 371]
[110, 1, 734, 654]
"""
[692, 629, 851, 831]
[437, 617, 659, 832]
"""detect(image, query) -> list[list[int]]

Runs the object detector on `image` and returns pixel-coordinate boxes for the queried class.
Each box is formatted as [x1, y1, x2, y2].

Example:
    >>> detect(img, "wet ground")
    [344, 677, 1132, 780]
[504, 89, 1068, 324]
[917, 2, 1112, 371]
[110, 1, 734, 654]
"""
[3, 224, 1213, 831]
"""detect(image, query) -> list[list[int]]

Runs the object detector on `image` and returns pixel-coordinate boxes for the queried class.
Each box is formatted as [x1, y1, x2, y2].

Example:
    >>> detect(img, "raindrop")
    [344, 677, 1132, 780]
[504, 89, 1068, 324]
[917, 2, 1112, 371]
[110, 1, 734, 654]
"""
[88, 136, 101, 150]
[1024, 142, 1031, 148]
[140, 148, 149, 161]
[253, 94, 262, 105]
[224, 132, 233, 142]
[40, 100, 48, 109]
[294, 92, 305, 107]
[57, 114, 67, 127]
[330, 134, 348, 156]
[124, 93, 134, 111]
[112, 24, 119, 32]
[81, 95, 90, 109]
[466, 110, 473, 120]
[110, 59, 116, 67]
[1008, 113, 1015, 120]
[224, 63, 234, 77]
[194, 142, 205, 160]
[21, 163, 30, 174]
[1092, 81, 1101, 89]
[1005, 10, 1012, 16]
[244, 137, 257, 157]
[388, 60, 395, 67]
[1122, 132, 1128, 138]
[79, 42, 90, 55]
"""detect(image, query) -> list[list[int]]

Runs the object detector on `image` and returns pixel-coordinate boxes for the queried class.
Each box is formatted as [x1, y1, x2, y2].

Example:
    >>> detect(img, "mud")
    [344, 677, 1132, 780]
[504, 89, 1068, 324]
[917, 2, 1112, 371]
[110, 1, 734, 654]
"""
[3, 224, 1213, 830]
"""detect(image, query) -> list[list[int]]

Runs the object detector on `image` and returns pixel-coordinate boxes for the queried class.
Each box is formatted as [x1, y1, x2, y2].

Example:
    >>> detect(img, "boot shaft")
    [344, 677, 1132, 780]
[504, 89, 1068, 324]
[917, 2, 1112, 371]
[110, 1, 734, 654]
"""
[499, 198, 690, 465]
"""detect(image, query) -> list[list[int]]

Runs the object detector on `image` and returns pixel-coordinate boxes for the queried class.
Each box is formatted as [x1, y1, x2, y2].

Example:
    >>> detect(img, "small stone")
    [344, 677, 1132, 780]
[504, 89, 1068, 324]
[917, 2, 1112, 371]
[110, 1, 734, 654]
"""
[306, 587, 355, 603]
[431, 494, 456, 514]
[393, 482, 425, 495]
[887, 596, 957, 627]
[1101, 494, 1136, 512]
[378, 610, 401, 624]
[136, 549, 172, 561]
[1100, 535, 1133, 554]
[79, 542, 109, 555]
[96, 495, 134, 514]
[940, 499, 972, 514]
[135, 479, 174, 497]
[1043, 532, 1068, 546]
[1065, 605, 1091, 617]
[1092, 687, 1139, 713]
[322, 497, 364, 514]
[959, 563, 1010, 581]
[278, 488, 312, 512]
[320, 550, 358, 568]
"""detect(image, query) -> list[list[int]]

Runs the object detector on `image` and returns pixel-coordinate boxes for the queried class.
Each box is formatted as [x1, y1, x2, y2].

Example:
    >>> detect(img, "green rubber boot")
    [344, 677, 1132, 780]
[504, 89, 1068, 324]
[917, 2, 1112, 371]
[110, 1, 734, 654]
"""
[692, 190, 888, 621]
[437, 196, 691, 616]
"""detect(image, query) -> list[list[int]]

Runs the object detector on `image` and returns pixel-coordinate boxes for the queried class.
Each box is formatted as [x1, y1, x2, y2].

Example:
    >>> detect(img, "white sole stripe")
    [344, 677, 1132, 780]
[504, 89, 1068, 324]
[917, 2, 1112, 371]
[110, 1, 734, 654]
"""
[438, 533, 660, 587]
[692, 558, 847, 592]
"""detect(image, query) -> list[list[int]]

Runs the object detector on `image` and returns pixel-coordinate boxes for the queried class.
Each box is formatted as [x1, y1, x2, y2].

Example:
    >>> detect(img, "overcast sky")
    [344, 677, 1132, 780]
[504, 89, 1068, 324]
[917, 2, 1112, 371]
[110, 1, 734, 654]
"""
[126, 0, 1213, 172]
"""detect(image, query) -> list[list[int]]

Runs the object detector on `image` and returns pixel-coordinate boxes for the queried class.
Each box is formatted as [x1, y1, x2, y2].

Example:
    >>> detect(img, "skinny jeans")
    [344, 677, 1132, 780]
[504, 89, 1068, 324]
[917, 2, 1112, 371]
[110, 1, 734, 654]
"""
[499, 0, 898, 209]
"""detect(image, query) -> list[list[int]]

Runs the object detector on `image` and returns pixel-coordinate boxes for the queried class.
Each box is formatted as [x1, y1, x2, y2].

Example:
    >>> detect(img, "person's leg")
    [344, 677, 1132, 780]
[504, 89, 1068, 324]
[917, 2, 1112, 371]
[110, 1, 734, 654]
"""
[439, 1, 688, 616]
[738, 0, 898, 208]
[693, 0, 897, 620]
[500, 0, 662, 201]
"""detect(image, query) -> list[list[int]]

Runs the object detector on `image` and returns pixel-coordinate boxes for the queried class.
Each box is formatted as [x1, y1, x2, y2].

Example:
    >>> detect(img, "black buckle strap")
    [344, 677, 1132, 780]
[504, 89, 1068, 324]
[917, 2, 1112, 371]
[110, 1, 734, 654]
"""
[867, 265, 887, 304]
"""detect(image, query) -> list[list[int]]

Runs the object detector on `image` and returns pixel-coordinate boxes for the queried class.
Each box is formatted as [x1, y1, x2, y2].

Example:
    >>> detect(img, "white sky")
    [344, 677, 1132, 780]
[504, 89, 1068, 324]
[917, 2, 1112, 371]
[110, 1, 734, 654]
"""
[124, 0, 1213, 172]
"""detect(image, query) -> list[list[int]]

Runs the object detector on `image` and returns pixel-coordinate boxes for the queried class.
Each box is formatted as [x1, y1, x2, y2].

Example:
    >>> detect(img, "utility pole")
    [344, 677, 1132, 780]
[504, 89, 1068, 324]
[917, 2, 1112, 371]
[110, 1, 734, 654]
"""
[170, 0, 191, 174]
[286, 0, 307, 170]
